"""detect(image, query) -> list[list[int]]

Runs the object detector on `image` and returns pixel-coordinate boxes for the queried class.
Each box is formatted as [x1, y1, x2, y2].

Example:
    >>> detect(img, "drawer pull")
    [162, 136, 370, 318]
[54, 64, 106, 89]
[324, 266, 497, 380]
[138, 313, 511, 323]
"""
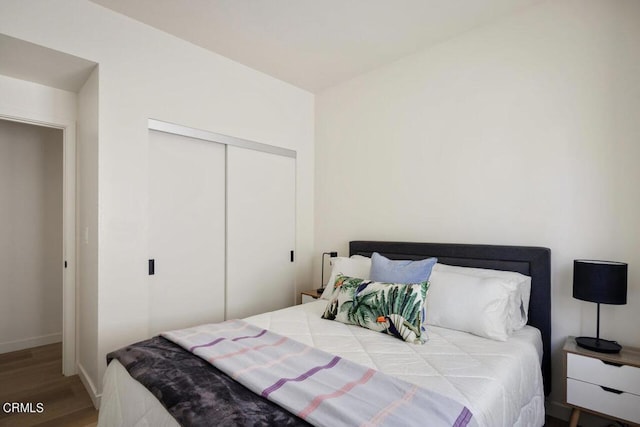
[600, 386, 623, 395]
[602, 360, 623, 367]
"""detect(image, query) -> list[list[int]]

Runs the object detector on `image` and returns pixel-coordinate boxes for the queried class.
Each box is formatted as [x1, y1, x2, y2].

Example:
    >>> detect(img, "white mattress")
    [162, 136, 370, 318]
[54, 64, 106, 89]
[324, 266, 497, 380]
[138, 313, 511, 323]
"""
[99, 300, 544, 427]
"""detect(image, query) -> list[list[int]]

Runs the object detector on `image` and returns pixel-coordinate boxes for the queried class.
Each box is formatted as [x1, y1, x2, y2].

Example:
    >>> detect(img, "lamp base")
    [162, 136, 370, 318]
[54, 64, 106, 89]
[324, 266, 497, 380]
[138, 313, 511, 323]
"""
[316, 288, 325, 294]
[575, 336, 622, 354]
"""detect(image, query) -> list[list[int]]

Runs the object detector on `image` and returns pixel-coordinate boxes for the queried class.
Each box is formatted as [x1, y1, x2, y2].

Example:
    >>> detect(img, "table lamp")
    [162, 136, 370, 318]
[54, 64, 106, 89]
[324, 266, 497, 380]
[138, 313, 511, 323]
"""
[573, 259, 627, 353]
[318, 251, 337, 294]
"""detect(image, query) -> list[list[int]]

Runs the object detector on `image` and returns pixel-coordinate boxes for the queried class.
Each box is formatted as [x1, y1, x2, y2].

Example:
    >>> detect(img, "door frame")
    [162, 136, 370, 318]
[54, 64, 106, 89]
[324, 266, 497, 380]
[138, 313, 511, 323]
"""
[0, 111, 77, 376]
[148, 119, 296, 158]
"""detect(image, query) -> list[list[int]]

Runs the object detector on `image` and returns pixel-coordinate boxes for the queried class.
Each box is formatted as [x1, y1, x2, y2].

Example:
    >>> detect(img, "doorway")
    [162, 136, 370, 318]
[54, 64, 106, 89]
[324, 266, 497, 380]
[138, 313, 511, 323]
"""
[0, 117, 76, 375]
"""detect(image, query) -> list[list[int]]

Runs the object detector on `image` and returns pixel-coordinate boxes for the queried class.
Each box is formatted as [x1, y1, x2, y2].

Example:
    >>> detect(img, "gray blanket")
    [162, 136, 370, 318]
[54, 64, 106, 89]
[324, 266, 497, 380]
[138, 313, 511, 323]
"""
[107, 336, 309, 427]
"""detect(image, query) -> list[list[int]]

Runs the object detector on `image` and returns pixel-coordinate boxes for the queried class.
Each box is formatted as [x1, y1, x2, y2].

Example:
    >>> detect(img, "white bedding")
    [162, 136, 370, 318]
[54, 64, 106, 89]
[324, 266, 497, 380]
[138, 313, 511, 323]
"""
[98, 300, 545, 427]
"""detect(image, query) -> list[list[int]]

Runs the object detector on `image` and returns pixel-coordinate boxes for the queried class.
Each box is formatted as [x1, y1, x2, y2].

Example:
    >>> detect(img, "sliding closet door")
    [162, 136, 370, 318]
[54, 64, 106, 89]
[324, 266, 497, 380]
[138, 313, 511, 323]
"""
[148, 130, 226, 335]
[226, 146, 296, 319]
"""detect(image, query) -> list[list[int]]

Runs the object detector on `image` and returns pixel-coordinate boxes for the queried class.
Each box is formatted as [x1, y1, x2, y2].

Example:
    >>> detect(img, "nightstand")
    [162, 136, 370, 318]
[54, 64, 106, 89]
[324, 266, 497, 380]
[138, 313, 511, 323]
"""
[563, 336, 640, 426]
[301, 290, 322, 304]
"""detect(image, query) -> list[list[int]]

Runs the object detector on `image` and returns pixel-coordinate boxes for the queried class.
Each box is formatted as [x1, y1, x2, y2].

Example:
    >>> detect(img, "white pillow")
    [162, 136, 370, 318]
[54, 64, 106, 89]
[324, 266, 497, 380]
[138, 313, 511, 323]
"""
[433, 263, 531, 332]
[425, 270, 512, 341]
[320, 256, 371, 300]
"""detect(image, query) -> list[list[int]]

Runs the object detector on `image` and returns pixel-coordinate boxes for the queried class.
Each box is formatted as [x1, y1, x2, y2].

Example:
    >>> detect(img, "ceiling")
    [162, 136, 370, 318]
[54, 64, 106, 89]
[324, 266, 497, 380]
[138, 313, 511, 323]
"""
[90, 0, 539, 92]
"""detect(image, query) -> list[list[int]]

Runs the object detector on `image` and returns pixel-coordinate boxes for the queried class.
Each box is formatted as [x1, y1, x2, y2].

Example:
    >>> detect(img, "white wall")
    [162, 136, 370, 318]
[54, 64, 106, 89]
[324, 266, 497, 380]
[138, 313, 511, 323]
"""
[316, 0, 640, 414]
[0, 0, 314, 399]
[0, 119, 63, 353]
[77, 66, 100, 398]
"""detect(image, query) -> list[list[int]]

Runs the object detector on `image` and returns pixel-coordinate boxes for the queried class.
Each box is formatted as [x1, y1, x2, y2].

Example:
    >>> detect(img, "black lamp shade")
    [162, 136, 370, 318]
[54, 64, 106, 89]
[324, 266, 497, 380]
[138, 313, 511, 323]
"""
[573, 260, 627, 305]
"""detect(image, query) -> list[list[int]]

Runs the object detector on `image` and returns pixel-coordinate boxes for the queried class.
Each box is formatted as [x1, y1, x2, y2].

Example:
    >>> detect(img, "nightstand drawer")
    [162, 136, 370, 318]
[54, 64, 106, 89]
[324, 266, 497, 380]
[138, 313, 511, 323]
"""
[567, 353, 640, 395]
[567, 378, 640, 424]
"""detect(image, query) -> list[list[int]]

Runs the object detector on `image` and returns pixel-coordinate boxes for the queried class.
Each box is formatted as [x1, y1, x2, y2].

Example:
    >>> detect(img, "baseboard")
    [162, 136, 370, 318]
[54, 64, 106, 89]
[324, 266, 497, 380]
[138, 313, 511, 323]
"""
[77, 362, 101, 409]
[0, 333, 62, 354]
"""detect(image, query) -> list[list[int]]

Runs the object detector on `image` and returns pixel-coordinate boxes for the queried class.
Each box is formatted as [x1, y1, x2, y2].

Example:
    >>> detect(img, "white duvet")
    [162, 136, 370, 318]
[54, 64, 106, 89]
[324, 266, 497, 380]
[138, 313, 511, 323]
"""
[99, 300, 545, 427]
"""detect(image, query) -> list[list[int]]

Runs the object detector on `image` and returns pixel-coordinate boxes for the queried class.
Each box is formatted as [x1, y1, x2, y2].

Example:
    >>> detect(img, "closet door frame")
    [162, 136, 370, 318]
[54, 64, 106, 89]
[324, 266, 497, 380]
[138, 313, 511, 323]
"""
[149, 119, 296, 159]
[147, 119, 297, 319]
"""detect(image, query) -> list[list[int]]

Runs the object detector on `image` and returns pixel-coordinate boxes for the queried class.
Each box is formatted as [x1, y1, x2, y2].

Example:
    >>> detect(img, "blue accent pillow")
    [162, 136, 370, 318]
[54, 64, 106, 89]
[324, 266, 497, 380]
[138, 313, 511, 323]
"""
[370, 252, 437, 284]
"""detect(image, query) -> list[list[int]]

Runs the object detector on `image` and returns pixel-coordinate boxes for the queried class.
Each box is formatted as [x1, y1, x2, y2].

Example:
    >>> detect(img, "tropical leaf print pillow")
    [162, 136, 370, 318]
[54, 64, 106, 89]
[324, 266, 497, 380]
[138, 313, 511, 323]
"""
[321, 274, 429, 344]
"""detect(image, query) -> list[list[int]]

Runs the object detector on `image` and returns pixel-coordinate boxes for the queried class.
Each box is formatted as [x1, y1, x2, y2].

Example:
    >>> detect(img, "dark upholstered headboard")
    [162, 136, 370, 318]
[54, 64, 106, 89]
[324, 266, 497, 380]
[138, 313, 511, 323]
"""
[349, 240, 552, 396]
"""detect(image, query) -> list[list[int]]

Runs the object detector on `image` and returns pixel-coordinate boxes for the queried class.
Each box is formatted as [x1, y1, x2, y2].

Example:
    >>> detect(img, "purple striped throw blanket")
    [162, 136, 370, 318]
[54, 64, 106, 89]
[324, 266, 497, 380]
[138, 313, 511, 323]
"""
[162, 319, 476, 427]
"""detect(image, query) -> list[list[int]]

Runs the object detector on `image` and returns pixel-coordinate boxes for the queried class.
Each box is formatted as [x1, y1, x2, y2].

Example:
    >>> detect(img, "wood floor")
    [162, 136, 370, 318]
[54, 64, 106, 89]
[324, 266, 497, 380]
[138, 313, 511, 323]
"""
[0, 343, 98, 427]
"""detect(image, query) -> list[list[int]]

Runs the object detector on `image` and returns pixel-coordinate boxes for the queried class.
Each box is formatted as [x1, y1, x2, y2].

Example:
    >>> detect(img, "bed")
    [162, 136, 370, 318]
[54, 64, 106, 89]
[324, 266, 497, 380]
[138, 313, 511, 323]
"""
[98, 241, 551, 427]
